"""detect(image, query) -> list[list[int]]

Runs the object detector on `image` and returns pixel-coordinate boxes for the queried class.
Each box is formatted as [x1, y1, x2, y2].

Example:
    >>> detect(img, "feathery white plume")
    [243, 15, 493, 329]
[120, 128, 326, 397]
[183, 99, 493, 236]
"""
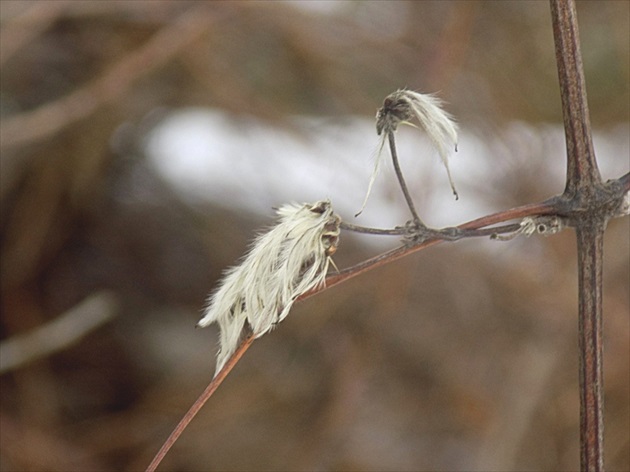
[358, 89, 459, 215]
[197, 200, 341, 375]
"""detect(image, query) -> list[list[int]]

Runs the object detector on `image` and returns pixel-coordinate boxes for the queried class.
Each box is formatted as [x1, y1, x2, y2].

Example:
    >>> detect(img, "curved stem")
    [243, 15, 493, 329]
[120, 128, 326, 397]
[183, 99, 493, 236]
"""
[388, 131, 425, 226]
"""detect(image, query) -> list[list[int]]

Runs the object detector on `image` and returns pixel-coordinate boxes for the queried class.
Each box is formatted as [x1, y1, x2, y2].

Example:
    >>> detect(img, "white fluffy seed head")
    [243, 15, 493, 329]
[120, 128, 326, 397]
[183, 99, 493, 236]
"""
[376, 89, 458, 155]
[358, 89, 459, 215]
[197, 200, 341, 375]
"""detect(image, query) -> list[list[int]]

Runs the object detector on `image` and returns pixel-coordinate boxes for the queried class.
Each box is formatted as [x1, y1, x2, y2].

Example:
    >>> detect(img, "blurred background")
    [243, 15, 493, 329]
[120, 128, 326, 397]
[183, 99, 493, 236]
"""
[1, 1, 628, 471]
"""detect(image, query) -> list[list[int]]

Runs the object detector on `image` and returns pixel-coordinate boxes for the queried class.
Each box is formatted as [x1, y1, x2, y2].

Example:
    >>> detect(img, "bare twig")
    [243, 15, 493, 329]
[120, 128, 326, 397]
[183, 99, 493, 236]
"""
[575, 224, 605, 472]
[340, 222, 405, 236]
[551, 0, 601, 197]
[326, 200, 557, 292]
[387, 131, 425, 227]
[550, 1, 611, 470]
[341, 221, 521, 242]
[145, 334, 255, 472]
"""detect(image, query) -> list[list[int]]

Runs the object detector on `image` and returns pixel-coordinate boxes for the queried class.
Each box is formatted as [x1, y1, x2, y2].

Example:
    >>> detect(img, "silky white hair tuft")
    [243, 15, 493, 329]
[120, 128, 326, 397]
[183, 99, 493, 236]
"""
[197, 200, 341, 375]
[358, 89, 459, 215]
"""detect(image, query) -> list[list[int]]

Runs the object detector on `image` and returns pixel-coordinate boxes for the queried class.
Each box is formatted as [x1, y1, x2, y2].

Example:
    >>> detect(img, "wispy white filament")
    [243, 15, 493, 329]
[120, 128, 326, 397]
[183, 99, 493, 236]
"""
[493, 216, 567, 241]
[197, 200, 341, 375]
[358, 89, 459, 215]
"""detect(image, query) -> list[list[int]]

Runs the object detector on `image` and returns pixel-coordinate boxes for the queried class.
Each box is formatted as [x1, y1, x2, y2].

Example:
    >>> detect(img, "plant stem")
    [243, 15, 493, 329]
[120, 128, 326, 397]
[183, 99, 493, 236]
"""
[550, 0, 601, 197]
[576, 224, 605, 472]
[550, 1, 606, 470]
[387, 131, 425, 227]
[145, 334, 255, 472]
[340, 222, 406, 236]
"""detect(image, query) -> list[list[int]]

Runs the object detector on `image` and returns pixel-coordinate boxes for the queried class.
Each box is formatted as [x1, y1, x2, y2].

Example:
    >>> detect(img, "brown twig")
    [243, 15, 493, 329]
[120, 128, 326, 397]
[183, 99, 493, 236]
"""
[575, 224, 605, 472]
[551, 0, 601, 198]
[324, 199, 557, 292]
[387, 131, 426, 227]
[340, 222, 405, 236]
[550, 1, 612, 470]
[145, 334, 255, 472]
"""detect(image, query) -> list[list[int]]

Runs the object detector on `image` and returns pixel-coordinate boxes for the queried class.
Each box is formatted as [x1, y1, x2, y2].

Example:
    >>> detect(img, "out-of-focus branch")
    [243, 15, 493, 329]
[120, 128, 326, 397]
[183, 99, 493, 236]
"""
[0, 1, 71, 66]
[0, 291, 119, 374]
[0, 3, 226, 151]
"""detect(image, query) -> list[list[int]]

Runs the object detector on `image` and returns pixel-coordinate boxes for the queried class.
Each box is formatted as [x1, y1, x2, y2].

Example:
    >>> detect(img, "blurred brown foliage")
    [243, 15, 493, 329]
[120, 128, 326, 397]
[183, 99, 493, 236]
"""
[1, 1, 628, 471]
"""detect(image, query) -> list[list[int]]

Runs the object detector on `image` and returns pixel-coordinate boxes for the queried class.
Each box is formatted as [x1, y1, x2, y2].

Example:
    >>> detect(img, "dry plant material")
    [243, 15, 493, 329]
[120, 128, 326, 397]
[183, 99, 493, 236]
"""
[358, 89, 459, 216]
[197, 200, 341, 375]
[492, 215, 567, 241]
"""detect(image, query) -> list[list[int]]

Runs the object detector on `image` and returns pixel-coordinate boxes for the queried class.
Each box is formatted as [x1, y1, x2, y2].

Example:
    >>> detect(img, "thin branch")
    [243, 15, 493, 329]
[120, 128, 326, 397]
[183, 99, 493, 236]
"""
[341, 214, 521, 241]
[550, 1, 609, 470]
[550, 0, 601, 197]
[145, 334, 255, 472]
[387, 131, 425, 227]
[324, 201, 556, 291]
[340, 222, 405, 236]
[459, 224, 523, 239]
[459, 199, 559, 230]
[575, 224, 605, 472]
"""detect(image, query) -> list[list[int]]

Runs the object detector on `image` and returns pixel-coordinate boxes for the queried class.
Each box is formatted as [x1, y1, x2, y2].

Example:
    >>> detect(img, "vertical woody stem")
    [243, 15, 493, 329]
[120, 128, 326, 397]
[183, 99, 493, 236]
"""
[550, 0, 601, 197]
[575, 225, 605, 472]
[550, 1, 605, 470]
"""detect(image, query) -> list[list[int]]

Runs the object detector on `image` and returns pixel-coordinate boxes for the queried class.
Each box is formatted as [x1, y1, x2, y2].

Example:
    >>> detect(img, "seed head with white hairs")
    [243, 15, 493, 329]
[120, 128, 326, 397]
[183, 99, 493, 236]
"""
[358, 89, 459, 215]
[197, 200, 341, 375]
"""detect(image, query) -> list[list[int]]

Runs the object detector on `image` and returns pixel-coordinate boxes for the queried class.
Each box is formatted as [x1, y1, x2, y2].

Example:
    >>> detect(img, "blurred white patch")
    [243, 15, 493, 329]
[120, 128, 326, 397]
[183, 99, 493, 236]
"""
[145, 108, 628, 242]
